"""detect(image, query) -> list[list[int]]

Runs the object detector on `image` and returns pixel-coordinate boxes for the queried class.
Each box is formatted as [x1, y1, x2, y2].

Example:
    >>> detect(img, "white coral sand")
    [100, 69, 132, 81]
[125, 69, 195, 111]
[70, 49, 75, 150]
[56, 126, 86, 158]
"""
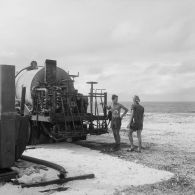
[0, 143, 173, 195]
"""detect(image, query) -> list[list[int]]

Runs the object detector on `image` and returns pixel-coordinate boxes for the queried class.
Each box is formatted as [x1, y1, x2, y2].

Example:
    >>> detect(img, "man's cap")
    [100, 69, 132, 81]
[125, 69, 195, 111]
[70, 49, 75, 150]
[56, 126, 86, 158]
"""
[112, 94, 118, 100]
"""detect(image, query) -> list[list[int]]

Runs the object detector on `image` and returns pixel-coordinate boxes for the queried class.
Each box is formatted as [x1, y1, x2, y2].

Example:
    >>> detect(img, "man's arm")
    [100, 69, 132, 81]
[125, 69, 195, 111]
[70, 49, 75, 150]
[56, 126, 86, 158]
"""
[129, 110, 134, 124]
[127, 108, 134, 129]
[120, 104, 128, 119]
[142, 108, 145, 122]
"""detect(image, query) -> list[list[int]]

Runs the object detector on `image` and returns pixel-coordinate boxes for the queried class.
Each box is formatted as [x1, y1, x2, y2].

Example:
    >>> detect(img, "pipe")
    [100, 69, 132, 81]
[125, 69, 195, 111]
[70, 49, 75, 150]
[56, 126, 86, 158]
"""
[15, 66, 43, 78]
[18, 155, 95, 188]
[21, 173, 95, 188]
[21, 155, 67, 179]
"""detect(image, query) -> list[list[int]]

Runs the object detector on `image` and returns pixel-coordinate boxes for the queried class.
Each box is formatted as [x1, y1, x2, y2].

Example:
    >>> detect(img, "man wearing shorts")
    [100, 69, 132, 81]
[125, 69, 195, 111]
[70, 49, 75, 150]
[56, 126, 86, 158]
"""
[108, 94, 128, 150]
[127, 95, 144, 153]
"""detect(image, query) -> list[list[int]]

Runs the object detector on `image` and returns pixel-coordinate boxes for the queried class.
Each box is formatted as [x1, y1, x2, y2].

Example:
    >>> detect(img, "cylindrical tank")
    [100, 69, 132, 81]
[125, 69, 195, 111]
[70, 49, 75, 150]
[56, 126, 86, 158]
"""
[15, 67, 74, 104]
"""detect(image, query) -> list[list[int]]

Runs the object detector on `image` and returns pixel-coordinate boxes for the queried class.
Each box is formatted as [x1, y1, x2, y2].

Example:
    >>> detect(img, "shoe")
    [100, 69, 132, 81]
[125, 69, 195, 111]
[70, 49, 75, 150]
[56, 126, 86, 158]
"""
[127, 146, 135, 152]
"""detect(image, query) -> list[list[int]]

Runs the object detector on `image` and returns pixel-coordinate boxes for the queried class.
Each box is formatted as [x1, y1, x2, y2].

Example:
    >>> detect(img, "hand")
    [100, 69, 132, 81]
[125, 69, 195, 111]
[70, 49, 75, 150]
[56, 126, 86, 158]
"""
[121, 114, 125, 119]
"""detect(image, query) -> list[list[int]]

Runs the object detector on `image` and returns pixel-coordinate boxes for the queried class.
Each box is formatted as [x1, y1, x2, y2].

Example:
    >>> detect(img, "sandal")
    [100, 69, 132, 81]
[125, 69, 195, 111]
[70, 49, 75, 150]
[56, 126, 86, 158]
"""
[127, 147, 135, 152]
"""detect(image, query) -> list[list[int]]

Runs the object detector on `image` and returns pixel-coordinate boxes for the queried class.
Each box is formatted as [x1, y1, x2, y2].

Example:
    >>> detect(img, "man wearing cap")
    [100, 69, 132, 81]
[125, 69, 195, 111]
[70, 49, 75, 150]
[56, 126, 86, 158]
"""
[108, 94, 128, 151]
[127, 95, 144, 153]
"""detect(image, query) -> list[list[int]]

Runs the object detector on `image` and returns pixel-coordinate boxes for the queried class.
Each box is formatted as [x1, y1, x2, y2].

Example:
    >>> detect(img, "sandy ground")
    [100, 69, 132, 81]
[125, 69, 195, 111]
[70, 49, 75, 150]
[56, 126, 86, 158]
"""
[77, 113, 195, 194]
[0, 142, 173, 195]
[0, 113, 194, 195]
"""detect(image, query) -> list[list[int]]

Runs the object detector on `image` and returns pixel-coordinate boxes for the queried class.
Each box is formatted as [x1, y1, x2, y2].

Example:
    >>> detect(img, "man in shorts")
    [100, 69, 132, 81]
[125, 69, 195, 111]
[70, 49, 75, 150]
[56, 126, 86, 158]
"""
[108, 94, 128, 150]
[127, 95, 144, 153]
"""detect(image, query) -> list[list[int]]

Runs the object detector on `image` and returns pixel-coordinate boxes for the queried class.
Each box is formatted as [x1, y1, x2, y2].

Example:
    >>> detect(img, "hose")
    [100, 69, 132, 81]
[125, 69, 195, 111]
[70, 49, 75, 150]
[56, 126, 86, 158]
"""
[15, 66, 43, 78]
[19, 155, 95, 188]
[21, 155, 67, 179]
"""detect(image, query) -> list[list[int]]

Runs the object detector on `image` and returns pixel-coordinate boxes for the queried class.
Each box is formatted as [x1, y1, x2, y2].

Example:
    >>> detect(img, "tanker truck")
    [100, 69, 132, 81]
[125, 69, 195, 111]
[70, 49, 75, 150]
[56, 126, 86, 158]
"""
[15, 59, 108, 144]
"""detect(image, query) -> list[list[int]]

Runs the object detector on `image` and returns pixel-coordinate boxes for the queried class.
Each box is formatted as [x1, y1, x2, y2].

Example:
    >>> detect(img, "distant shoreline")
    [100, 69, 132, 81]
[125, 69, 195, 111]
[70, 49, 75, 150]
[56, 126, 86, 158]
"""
[106, 102, 195, 114]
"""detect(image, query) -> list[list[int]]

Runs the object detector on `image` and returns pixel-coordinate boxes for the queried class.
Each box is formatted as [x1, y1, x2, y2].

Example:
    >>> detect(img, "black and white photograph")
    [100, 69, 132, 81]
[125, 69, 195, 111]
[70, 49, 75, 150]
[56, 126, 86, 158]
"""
[0, 0, 194, 194]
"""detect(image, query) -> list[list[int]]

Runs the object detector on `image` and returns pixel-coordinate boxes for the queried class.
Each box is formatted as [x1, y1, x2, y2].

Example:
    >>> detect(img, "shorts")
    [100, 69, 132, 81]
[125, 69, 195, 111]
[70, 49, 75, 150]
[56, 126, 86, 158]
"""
[130, 122, 143, 131]
[111, 117, 121, 130]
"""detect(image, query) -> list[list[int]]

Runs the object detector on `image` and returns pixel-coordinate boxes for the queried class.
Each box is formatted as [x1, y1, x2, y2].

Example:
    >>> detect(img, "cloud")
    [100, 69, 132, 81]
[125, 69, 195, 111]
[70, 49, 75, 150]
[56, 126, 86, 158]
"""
[0, 0, 194, 101]
[146, 59, 195, 76]
[176, 60, 195, 74]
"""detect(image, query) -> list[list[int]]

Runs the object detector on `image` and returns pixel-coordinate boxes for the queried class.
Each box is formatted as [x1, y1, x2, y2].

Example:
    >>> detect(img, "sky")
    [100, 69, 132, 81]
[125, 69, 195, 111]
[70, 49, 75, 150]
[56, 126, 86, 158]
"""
[0, 0, 194, 101]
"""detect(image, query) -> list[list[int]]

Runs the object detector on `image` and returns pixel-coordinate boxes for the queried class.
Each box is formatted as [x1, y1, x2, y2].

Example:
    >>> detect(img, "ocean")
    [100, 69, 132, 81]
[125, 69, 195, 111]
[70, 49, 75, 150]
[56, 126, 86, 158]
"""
[93, 101, 195, 125]
[120, 102, 195, 113]
[106, 101, 195, 126]
[118, 102, 195, 126]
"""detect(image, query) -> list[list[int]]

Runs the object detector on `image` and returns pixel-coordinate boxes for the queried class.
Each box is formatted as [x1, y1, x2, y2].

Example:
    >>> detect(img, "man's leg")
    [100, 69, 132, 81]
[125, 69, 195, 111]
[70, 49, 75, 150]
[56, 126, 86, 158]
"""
[137, 130, 142, 152]
[116, 128, 120, 145]
[112, 125, 117, 143]
[128, 130, 134, 149]
[111, 119, 117, 144]
[112, 128, 117, 144]
[116, 118, 121, 147]
[115, 118, 121, 150]
[112, 129, 120, 151]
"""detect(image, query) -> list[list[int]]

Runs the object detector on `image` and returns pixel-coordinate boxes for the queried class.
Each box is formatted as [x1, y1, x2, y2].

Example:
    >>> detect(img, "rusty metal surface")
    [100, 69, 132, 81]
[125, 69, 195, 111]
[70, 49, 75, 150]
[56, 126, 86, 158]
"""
[0, 65, 16, 168]
[15, 115, 30, 160]
[0, 65, 29, 169]
[0, 65, 15, 113]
